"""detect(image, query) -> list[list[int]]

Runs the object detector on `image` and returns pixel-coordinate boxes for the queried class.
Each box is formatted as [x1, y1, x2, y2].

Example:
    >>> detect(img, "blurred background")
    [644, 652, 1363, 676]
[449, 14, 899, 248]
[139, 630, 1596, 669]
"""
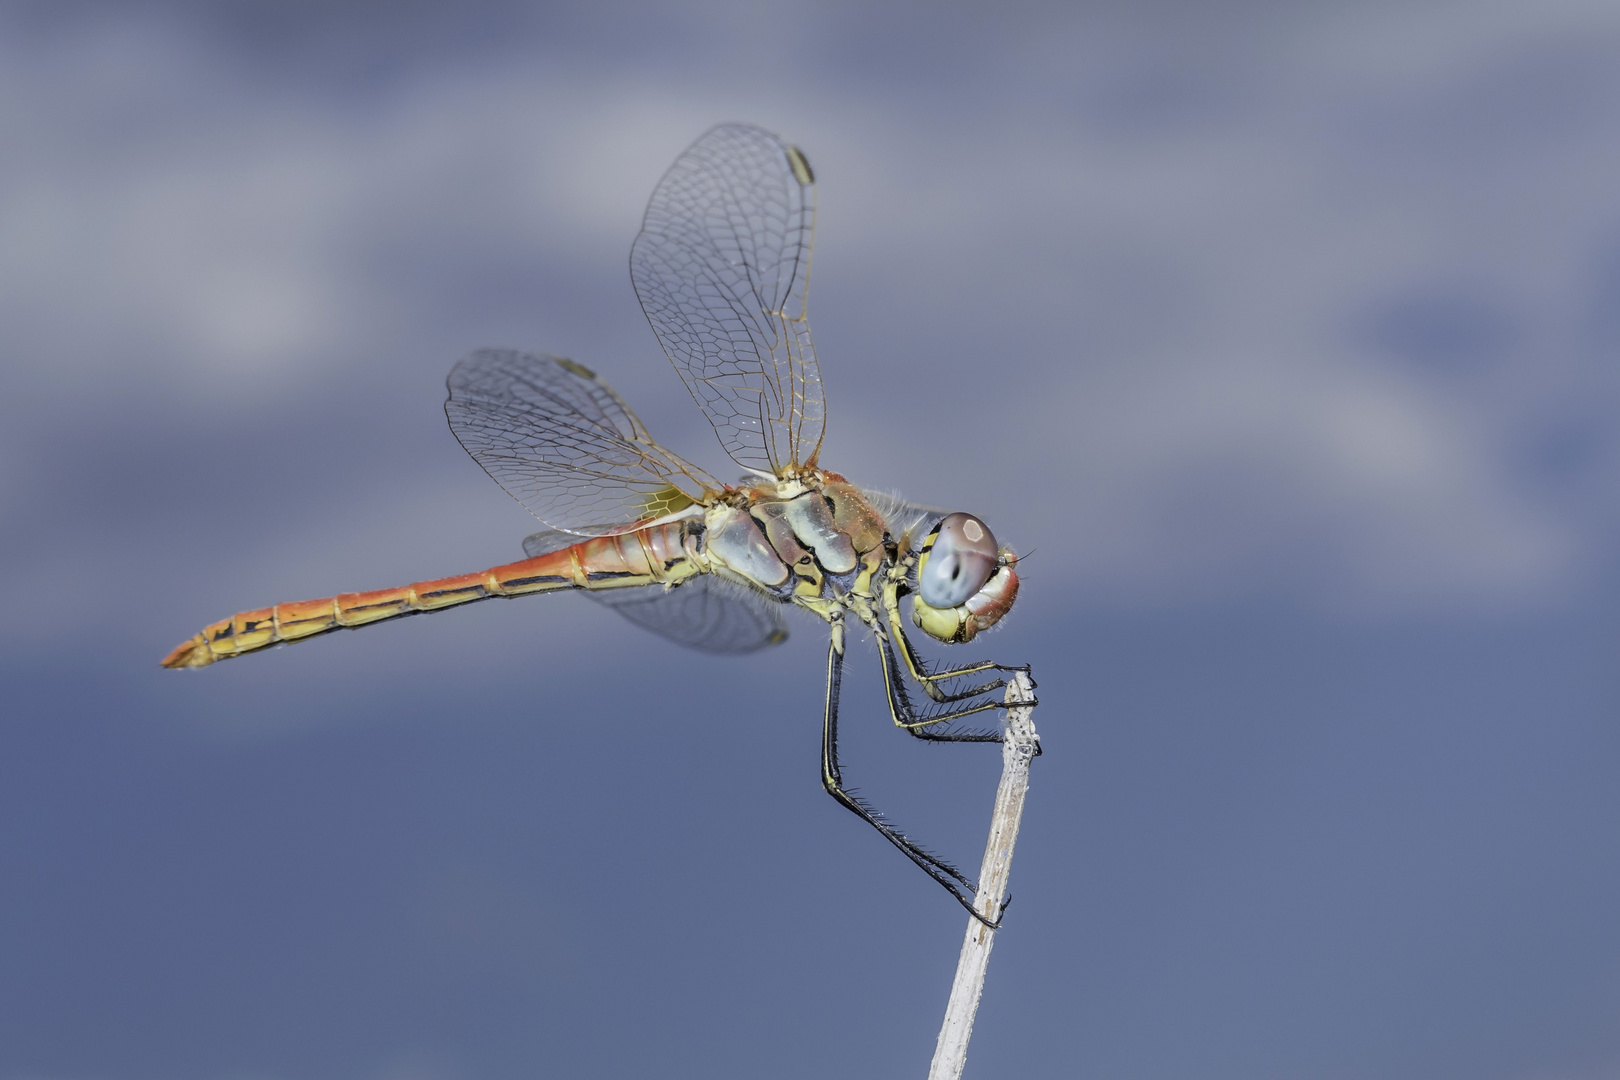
[3, 1, 1619, 1077]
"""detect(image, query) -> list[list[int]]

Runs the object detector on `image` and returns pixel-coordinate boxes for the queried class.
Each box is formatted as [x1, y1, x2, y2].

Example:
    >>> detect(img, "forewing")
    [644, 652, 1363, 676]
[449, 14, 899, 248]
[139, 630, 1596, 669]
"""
[447, 349, 720, 535]
[630, 123, 825, 476]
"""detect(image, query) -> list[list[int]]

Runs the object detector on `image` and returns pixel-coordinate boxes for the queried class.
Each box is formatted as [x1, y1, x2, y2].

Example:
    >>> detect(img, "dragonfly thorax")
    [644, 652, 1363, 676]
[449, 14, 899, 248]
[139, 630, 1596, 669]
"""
[701, 472, 888, 604]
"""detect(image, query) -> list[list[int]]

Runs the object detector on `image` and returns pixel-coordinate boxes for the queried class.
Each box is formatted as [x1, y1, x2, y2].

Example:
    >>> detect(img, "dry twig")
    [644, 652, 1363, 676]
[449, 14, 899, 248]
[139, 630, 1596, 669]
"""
[927, 668, 1040, 1080]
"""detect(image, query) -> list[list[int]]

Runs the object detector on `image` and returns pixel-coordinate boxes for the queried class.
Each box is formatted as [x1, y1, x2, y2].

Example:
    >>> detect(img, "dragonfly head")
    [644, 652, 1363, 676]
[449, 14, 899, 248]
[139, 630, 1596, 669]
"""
[910, 512, 1020, 644]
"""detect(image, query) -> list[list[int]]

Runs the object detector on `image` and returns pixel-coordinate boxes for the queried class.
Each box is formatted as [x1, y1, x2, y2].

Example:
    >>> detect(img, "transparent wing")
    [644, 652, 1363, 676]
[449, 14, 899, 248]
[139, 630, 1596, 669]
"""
[589, 578, 790, 654]
[630, 123, 824, 477]
[447, 349, 721, 535]
[521, 528, 583, 558]
[523, 529, 789, 654]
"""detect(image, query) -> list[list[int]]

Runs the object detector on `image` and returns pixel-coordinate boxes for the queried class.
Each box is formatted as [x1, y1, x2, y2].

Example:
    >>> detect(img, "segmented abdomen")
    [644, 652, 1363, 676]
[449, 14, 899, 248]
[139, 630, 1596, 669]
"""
[161, 524, 692, 668]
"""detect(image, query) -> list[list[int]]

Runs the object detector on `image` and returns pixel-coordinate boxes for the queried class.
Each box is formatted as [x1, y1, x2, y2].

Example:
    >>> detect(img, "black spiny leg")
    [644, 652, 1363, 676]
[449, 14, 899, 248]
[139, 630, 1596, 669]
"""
[820, 616, 999, 928]
[883, 589, 1024, 704]
[874, 630, 1006, 743]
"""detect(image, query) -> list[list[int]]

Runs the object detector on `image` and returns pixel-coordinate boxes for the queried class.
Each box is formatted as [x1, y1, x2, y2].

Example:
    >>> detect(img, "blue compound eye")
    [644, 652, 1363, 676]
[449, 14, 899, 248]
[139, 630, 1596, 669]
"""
[919, 513, 999, 609]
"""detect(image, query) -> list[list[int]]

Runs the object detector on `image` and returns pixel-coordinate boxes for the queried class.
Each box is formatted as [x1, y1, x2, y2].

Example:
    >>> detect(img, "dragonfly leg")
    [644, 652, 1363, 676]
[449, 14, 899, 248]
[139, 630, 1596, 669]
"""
[875, 631, 1007, 743]
[821, 617, 999, 928]
[894, 620, 1007, 702]
[883, 592, 1026, 704]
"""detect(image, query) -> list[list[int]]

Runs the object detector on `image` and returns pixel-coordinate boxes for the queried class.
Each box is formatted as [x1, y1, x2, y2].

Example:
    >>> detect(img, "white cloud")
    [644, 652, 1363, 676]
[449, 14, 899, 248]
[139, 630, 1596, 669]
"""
[3, 1, 1619, 640]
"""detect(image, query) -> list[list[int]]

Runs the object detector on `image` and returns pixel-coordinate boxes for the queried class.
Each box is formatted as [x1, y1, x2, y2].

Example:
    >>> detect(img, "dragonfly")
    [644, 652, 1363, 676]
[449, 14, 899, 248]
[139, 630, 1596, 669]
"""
[163, 123, 1028, 924]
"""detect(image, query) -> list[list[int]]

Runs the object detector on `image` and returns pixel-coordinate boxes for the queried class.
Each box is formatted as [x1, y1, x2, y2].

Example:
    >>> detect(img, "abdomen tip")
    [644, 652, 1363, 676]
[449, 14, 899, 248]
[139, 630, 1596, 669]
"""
[161, 636, 213, 669]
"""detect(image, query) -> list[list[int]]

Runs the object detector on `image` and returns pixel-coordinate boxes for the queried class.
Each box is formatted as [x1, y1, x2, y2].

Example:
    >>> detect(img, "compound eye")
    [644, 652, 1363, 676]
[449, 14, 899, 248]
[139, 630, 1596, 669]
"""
[919, 513, 999, 609]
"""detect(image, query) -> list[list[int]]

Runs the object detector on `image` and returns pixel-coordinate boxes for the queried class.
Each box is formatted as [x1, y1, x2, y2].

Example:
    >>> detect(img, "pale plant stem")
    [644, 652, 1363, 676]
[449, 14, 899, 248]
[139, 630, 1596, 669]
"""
[926, 668, 1039, 1080]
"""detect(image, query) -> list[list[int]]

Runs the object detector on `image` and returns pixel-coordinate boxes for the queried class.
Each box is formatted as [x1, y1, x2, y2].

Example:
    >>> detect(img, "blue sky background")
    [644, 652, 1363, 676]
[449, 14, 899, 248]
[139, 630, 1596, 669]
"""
[3, 2, 1620, 1077]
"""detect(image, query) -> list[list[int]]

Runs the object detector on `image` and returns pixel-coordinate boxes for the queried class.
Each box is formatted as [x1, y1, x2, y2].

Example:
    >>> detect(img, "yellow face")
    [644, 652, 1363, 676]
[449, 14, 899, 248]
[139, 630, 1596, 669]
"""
[911, 513, 1020, 643]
